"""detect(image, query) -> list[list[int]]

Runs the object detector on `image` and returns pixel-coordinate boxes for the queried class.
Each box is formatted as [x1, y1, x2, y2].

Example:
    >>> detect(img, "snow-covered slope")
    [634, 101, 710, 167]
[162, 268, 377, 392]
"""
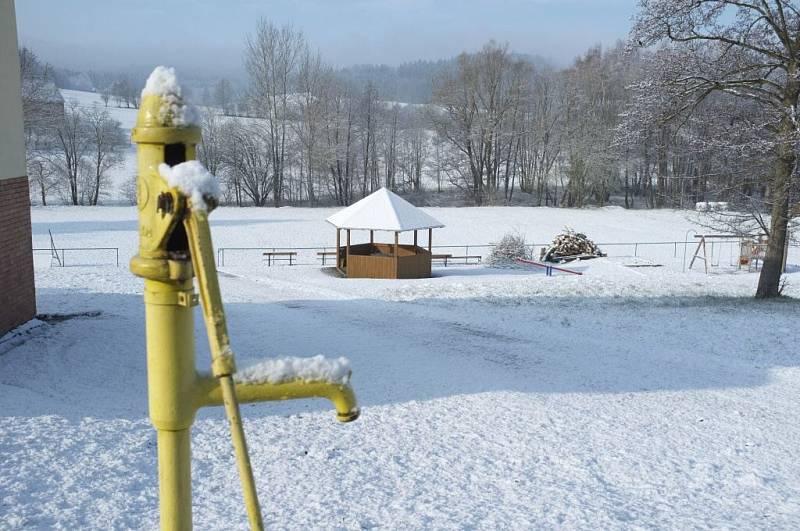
[3, 206, 800, 529]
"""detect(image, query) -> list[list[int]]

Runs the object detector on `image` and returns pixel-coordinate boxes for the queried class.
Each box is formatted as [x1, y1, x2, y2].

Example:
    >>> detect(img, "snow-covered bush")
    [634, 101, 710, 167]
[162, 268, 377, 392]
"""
[488, 232, 529, 267]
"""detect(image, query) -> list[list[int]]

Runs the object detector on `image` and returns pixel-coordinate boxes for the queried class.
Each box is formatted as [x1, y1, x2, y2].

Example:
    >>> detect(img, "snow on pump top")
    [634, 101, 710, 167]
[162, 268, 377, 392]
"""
[158, 161, 220, 210]
[140, 66, 199, 127]
[142, 66, 183, 97]
[236, 355, 352, 385]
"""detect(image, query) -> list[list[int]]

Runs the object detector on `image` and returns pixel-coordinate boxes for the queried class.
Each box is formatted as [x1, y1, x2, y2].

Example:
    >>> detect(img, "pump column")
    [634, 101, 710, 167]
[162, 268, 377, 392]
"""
[130, 83, 202, 530]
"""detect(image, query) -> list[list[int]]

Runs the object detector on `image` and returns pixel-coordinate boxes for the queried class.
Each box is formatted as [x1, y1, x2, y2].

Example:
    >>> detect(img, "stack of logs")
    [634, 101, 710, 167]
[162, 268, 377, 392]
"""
[542, 228, 605, 262]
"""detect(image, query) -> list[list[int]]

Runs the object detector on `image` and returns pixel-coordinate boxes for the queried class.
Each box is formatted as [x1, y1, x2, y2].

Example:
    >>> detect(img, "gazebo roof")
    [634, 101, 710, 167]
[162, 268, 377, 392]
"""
[326, 188, 444, 232]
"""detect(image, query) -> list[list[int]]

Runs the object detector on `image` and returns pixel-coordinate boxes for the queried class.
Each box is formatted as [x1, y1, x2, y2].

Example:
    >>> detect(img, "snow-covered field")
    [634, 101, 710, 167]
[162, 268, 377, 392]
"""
[3, 206, 800, 529]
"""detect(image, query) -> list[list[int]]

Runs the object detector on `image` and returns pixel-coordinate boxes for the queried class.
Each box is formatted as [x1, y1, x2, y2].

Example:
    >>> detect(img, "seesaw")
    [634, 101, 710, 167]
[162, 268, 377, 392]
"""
[515, 258, 583, 276]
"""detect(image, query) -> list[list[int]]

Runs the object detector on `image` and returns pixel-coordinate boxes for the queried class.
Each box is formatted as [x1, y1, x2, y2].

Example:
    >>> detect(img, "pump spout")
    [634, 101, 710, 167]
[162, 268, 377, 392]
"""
[195, 373, 360, 422]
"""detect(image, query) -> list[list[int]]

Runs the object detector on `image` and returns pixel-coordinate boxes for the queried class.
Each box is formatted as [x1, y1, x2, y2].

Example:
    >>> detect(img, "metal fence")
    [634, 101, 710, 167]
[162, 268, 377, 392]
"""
[213, 240, 737, 267]
[32, 247, 120, 267]
[27, 240, 797, 269]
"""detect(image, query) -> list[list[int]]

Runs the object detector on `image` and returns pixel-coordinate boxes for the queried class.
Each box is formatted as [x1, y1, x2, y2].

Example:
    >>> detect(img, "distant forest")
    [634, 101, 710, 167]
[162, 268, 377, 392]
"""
[50, 54, 553, 107]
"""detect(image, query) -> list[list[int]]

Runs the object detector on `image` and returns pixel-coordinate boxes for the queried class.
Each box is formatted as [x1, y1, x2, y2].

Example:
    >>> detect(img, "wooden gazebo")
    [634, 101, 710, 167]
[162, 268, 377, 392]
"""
[326, 188, 445, 279]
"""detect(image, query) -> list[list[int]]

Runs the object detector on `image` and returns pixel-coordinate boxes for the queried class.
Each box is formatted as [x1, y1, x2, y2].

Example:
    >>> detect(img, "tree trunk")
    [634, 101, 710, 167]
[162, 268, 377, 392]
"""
[756, 150, 793, 298]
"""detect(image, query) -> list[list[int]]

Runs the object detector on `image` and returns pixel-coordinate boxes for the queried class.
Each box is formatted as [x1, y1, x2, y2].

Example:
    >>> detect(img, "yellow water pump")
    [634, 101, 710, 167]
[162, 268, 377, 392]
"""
[130, 67, 359, 531]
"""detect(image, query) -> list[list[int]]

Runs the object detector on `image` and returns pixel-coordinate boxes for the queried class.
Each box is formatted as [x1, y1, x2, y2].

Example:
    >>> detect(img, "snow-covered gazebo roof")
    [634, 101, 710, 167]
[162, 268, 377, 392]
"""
[326, 188, 444, 232]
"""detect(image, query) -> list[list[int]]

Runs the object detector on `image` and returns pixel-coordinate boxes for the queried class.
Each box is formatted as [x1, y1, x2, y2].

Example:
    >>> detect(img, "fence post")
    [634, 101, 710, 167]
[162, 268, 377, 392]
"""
[116, 248, 119, 267]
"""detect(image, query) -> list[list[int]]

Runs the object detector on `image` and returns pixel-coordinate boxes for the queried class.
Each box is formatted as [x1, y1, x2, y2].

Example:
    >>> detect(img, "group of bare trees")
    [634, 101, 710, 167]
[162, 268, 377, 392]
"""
[21, 48, 127, 205]
[197, 14, 796, 220]
[225, 36, 735, 211]
[100, 76, 140, 109]
[427, 40, 726, 209]
[198, 20, 438, 207]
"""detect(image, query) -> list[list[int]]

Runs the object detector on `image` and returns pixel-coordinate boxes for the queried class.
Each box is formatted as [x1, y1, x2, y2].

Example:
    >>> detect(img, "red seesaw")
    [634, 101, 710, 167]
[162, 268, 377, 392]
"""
[515, 258, 583, 276]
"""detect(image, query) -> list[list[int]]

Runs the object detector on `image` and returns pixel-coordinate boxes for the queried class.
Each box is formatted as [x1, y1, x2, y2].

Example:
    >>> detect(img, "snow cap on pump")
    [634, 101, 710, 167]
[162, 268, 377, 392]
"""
[138, 66, 199, 128]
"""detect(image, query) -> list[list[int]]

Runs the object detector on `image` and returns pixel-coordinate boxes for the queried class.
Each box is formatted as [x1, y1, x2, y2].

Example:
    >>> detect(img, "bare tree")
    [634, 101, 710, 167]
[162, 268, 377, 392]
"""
[322, 78, 357, 205]
[383, 104, 399, 191]
[51, 101, 90, 205]
[358, 81, 380, 197]
[294, 49, 330, 204]
[120, 174, 138, 206]
[197, 109, 226, 176]
[82, 106, 126, 205]
[27, 156, 57, 205]
[100, 86, 111, 107]
[519, 68, 564, 205]
[111, 76, 139, 109]
[18, 47, 59, 132]
[430, 41, 530, 205]
[214, 78, 234, 115]
[223, 120, 273, 206]
[246, 19, 305, 207]
[397, 109, 428, 193]
[19, 47, 63, 205]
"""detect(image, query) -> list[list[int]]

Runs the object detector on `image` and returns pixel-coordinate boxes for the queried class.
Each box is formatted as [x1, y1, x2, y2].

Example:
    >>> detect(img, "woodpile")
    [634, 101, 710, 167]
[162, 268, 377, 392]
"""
[543, 228, 605, 262]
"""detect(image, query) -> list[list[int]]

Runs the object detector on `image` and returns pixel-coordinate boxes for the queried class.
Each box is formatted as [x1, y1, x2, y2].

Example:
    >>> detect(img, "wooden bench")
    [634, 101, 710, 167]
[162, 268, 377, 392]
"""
[431, 253, 453, 265]
[432, 254, 482, 266]
[262, 251, 297, 266]
[317, 251, 337, 265]
[451, 255, 482, 265]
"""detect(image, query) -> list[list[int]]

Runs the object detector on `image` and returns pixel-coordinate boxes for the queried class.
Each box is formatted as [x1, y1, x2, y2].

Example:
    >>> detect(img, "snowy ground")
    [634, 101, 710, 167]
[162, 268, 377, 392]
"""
[2, 206, 800, 529]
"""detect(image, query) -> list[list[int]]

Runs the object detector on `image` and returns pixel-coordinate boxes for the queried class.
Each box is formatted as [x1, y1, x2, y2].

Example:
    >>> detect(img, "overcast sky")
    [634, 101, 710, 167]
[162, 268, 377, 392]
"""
[15, 0, 636, 76]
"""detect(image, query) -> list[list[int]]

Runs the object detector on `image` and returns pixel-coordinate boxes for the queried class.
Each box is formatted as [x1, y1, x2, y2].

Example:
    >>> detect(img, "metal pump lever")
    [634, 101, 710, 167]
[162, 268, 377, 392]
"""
[183, 207, 264, 531]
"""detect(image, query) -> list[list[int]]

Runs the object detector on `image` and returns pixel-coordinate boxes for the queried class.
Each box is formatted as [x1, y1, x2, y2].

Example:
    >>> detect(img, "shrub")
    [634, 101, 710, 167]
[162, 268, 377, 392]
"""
[488, 232, 529, 267]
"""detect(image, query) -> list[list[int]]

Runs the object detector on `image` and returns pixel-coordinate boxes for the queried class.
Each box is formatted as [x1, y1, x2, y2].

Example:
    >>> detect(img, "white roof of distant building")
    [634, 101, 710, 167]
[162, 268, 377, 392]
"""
[326, 188, 444, 232]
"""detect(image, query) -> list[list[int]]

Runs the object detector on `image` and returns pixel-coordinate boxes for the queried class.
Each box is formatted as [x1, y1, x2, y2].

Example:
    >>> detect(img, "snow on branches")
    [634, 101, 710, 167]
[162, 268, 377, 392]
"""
[487, 232, 530, 267]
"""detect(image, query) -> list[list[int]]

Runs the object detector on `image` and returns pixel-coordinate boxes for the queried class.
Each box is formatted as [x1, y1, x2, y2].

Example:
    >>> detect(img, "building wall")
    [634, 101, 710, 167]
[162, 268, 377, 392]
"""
[0, 0, 36, 335]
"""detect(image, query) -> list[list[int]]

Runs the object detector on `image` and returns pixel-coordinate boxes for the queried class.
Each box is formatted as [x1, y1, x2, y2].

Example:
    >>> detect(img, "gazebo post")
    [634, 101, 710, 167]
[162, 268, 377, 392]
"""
[394, 231, 399, 277]
[413, 230, 417, 247]
[346, 229, 351, 274]
[370, 230, 374, 245]
[428, 228, 432, 254]
[336, 228, 341, 270]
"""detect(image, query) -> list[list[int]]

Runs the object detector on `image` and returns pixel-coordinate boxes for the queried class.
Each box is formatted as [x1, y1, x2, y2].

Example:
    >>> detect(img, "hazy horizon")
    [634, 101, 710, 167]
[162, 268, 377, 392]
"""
[15, 0, 636, 77]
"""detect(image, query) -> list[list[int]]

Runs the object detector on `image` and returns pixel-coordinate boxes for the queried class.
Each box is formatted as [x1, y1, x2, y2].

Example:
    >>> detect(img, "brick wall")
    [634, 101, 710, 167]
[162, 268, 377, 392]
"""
[0, 176, 35, 335]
